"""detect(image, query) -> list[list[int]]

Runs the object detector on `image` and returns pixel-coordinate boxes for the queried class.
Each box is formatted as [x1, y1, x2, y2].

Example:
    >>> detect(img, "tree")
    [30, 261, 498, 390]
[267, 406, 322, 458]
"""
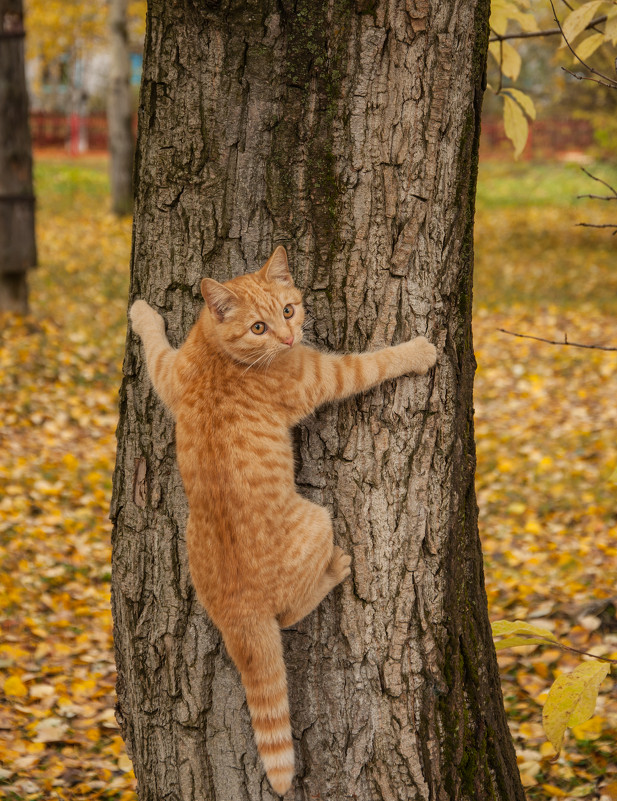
[108, 0, 134, 215]
[111, 1, 526, 799]
[25, 0, 145, 186]
[0, 0, 36, 313]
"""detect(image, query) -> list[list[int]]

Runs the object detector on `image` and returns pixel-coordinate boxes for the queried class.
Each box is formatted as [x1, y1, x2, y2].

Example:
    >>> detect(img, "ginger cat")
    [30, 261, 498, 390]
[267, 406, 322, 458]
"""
[130, 246, 437, 796]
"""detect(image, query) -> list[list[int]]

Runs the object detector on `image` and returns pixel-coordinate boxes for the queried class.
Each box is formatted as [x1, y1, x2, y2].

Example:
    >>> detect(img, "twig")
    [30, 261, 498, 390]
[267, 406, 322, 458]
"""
[518, 635, 617, 664]
[498, 328, 617, 351]
[579, 167, 617, 198]
[577, 194, 617, 201]
[548, 0, 617, 88]
[489, 15, 607, 43]
[576, 223, 617, 234]
[561, 66, 617, 90]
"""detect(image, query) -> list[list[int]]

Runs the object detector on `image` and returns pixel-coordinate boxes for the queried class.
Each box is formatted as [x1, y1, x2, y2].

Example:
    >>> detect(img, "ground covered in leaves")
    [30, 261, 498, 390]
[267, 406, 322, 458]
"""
[0, 157, 616, 800]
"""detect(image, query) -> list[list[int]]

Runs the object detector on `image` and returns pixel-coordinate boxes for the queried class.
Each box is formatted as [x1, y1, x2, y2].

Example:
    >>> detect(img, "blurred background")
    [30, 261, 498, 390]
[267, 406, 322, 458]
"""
[0, 2, 616, 800]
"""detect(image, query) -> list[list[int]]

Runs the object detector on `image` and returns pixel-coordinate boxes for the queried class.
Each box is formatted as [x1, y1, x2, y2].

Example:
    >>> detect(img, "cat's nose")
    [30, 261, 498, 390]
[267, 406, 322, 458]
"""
[283, 336, 294, 347]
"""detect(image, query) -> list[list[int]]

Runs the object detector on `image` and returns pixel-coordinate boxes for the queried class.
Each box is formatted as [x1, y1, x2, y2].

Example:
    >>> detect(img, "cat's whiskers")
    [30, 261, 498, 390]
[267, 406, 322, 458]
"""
[264, 347, 280, 372]
[241, 348, 276, 376]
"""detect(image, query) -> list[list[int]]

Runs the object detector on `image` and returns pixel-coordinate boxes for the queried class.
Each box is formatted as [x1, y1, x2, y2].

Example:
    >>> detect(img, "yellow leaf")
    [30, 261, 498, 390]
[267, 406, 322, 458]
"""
[520, 772, 539, 787]
[562, 0, 605, 45]
[117, 753, 134, 772]
[606, 11, 617, 45]
[572, 714, 603, 740]
[502, 88, 536, 120]
[542, 661, 610, 753]
[541, 785, 569, 798]
[494, 636, 547, 650]
[3, 675, 28, 697]
[539, 740, 557, 758]
[492, 619, 557, 642]
[503, 95, 528, 160]
[489, 40, 522, 80]
[574, 31, 605, 61]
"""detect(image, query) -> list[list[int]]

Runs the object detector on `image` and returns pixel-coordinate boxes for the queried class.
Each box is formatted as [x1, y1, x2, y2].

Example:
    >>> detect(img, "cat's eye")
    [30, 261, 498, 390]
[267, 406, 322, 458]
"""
[283, 305, 294, 319]
[251, 322, 267, 335]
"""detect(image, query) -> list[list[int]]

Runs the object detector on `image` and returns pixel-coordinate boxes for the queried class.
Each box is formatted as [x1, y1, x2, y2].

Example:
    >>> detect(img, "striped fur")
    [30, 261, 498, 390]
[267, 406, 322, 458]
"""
[130, 246, 437, 795]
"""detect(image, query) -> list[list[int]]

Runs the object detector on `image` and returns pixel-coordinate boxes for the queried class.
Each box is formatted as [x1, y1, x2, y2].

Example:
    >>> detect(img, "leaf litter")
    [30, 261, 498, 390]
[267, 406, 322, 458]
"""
[475, 194, 617, 799]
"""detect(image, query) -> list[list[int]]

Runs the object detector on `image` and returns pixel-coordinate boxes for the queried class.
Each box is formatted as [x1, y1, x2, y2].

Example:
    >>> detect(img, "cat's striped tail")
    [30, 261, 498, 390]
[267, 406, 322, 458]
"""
[129, 300, 179, 413]
[224, 618, 294, 796]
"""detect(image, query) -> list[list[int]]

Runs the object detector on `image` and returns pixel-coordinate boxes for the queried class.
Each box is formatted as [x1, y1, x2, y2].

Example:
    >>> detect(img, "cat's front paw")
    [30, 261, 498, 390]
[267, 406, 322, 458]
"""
[406, 336, 437, 375]
[328, 546, 352, 583]
[130, 299, 165, 337]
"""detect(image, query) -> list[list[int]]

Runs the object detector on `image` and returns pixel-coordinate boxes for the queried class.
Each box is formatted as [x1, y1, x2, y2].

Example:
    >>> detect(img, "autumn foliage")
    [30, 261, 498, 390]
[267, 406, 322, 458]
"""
[0, 157, 616, 799]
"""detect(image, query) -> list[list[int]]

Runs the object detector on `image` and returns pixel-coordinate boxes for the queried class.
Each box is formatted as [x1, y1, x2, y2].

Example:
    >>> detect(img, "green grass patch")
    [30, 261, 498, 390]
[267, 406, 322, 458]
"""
[34, 156, 110, 216]
[477, 160, 617, 209]
[475, 160, 617, 312]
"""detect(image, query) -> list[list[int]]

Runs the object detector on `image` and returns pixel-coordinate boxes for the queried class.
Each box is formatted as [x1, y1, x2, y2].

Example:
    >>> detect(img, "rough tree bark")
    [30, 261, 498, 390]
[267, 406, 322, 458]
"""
[107, 0, 134, 216]
[0, 0, 36, 313]
[111, 2, 526, 799]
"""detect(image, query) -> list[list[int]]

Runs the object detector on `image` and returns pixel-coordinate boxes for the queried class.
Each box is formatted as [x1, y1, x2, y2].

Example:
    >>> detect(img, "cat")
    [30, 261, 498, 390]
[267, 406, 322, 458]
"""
[129, 246, 437, 795]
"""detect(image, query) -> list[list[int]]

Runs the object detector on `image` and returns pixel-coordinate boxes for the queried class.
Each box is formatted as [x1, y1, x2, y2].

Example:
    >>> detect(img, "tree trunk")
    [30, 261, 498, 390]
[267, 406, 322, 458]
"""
[0, 0, 36, 313]
[107, 0, 133, 216]
[111, 2, 525, 800]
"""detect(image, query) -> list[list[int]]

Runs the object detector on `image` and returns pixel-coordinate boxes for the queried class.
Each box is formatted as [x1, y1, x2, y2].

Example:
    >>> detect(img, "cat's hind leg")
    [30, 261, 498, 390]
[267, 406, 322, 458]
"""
[277, 500, 351, 628]
[278, 546, 351, 628]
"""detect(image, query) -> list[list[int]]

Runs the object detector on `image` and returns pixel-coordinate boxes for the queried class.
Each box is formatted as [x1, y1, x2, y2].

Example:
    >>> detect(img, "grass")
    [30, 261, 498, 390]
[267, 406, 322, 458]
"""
[34, 156, 110, 216]
[475, 161, 617, 313]
[476, 160, 617, 209]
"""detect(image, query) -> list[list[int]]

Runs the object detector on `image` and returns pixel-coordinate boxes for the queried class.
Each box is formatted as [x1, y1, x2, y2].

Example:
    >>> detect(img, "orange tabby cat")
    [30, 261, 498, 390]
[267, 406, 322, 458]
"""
[130, 246, 437, 795]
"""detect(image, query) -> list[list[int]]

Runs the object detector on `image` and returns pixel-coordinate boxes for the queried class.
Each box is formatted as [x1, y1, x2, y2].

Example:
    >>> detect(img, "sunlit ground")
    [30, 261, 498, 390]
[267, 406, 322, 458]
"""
[0, 155, 616, 799]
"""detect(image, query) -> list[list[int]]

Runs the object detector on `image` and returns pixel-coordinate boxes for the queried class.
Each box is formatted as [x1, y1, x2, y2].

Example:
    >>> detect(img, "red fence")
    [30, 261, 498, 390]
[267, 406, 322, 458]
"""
[480, 117, 595, 160]
[30, 112, 595, 160]
[30, 112, 137, 152]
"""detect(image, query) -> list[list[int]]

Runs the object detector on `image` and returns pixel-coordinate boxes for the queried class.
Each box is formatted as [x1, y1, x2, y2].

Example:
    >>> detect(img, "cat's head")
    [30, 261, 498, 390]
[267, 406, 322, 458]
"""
[201, 247, 305, 366]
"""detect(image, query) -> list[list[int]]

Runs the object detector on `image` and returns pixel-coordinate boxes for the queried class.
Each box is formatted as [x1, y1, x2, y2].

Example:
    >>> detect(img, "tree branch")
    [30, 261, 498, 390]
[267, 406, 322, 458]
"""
[489, 15, 607, 43]
[497, 328, 617, 351]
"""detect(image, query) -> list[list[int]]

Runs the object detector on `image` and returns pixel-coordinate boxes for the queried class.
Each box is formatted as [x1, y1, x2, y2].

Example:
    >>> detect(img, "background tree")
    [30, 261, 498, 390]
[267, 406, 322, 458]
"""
[25, 0, 144, 198]
[0, 0, 36, 313]
[108, 0, 134, 215]
[111, 1, 526, 799]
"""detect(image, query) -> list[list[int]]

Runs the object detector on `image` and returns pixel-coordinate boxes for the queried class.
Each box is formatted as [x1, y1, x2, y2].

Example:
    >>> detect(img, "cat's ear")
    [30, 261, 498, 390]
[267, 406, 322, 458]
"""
[201, 278, 238, 321]
[262, 246, 293, 286]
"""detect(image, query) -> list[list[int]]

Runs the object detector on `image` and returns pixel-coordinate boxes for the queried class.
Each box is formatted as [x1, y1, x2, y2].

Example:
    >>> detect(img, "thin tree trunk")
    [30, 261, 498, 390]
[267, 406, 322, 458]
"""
[111, 2, 525, 799]
[0, 0, 36, 313]
[107, 0, 133, 216]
